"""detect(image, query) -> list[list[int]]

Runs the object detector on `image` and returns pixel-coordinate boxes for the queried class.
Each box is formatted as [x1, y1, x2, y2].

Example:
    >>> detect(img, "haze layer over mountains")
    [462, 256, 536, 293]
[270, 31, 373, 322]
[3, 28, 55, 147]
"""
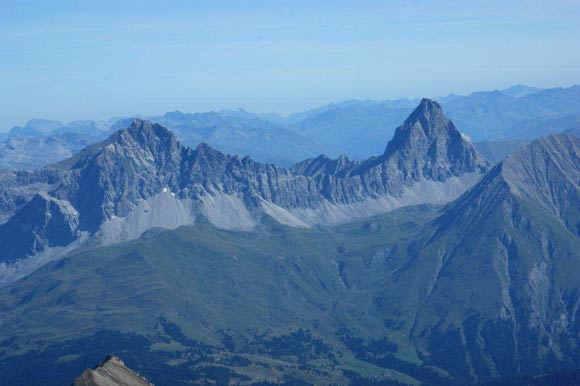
[1, 84, 579, 170]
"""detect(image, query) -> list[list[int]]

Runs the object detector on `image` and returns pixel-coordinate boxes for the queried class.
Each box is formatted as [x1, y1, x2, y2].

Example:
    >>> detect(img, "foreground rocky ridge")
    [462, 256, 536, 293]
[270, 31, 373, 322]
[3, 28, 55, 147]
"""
[73, 355, 153, 386]
[0, 99, 489, 283]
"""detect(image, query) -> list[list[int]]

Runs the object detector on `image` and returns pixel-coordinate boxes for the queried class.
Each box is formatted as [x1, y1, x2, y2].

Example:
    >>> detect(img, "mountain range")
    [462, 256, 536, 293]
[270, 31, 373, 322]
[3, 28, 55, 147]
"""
[0, 99, 488, 284]
[1, 85, 579, 171]
[0, 96, 580, 385]
[281, 84, 580, 157]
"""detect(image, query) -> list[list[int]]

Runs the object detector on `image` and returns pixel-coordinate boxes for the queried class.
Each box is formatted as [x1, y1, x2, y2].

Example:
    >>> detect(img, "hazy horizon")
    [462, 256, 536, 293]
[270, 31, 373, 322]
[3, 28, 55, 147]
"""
[3, 82, 580, 132]
[1, 0, 579, 129]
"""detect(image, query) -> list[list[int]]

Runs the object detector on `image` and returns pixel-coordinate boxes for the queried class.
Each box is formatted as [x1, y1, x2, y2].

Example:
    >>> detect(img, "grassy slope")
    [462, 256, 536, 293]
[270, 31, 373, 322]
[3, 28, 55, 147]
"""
[3, 187, 579, 385]
[0, 205, 440, 386]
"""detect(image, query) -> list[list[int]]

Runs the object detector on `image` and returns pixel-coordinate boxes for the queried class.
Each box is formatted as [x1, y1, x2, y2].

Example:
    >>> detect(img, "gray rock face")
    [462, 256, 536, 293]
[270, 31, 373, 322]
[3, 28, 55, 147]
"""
[381, 98, 488, 180]
[0, 100, 489, 279]
[291, 154, 359, 178]
[292, 98, 489, 197]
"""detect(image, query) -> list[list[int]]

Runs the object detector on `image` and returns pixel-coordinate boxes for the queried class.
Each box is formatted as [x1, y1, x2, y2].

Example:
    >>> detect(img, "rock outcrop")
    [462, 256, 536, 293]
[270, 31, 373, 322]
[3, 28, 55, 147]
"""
[73, 355, 153, 386]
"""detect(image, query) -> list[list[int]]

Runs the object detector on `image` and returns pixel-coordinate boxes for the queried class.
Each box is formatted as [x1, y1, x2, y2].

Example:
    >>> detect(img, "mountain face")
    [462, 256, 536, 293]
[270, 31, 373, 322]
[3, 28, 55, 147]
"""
[293, 98, 488, 181]
[0, 101, 488, 284]
[373, 134, 580, 381]
[73, 356, 153, 386]
[2, 85, 576, 170]
[0, 135, 578, 386]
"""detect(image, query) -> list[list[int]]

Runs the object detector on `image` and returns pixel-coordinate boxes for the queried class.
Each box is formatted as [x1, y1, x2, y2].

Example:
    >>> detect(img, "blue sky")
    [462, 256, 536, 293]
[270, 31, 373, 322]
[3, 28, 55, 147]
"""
[1, 0, 579, 129]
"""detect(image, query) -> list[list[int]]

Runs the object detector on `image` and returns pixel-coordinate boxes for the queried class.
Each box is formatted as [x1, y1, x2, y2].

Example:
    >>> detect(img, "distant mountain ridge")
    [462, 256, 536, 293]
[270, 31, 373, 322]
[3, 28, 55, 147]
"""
[0, 99, 488, 284]
[1, 84, 578, 170]
[473, 140, 528, 164]
[0, 113, 328, 170]
[285, 85, 580, 157]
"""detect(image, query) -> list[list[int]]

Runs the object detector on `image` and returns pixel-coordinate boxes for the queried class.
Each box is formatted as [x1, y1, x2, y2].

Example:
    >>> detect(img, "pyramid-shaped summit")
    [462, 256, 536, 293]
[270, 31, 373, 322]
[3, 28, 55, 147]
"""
[383, 98, 489, 181]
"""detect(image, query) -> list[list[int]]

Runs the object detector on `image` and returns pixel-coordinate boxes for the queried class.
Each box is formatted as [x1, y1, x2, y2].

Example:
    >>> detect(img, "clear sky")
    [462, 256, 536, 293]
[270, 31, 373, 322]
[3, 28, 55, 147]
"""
[1, 0, 579, 129]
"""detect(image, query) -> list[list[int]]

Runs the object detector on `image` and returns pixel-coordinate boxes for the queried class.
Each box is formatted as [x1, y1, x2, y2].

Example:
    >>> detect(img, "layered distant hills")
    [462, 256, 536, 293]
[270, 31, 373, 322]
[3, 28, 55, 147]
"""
[1, 85, 579, 170]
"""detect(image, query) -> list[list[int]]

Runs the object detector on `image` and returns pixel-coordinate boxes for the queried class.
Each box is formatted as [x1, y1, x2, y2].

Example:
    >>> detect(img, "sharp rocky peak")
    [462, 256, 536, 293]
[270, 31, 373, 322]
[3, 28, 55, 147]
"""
[116, 119, 180, 149]
[380, 97, 489, 180]
[52, 119, 183, 171]
[404, 98, 445, 125]
[385, 98, 456, 156]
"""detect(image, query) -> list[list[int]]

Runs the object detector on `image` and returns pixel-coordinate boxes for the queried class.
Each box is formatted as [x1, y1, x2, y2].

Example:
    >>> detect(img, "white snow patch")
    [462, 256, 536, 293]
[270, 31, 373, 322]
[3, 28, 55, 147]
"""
[460, 132, 473, 143]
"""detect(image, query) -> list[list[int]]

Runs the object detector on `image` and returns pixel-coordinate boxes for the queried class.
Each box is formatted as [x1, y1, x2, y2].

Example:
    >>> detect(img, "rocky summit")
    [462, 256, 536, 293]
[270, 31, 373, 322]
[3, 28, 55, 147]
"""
[292, 98, 488, 181]
[73, 355, 153, 386]
[0, 100, 489, 284]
